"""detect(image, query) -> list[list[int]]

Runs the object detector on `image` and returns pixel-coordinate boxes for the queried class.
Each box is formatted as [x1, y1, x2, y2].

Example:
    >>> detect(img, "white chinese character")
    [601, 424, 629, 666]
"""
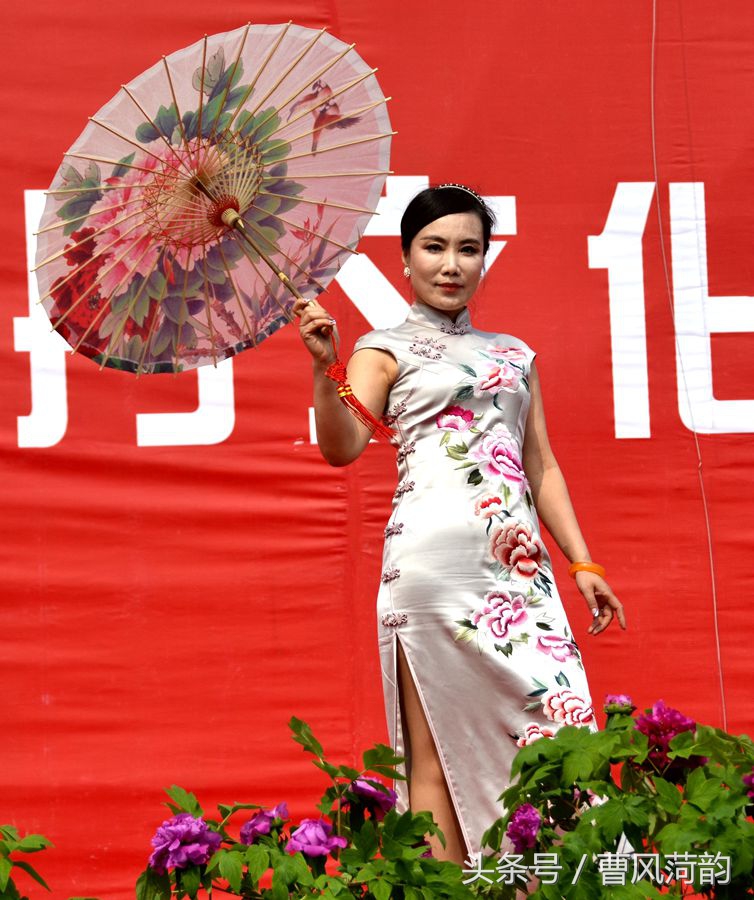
[696, 852, 730, 886]
[665, 851, 697, 883]
[495, 852, 530, 885]
[596, 852, 629, 886]
[532, 852, 561, 885]
[461, 852, 495, 885]
[632, 853, 662, 884]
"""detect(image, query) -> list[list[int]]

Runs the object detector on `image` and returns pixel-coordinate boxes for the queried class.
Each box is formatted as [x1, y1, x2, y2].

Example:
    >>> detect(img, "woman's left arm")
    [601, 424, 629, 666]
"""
[522, 362, 626, 636]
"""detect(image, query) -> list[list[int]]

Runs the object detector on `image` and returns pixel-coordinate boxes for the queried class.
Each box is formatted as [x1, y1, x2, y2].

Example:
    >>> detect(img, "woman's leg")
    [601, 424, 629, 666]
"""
[396, 639, 467, 864]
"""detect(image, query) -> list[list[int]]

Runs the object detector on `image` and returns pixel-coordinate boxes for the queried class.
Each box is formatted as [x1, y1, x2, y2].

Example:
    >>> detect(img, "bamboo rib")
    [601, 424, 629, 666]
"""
[259, 68, 377, 140]
[195, 36, 208, 156]
[71, 240, 161, 357]
[44, 215, 158, 328]
[263, 212, 357, 255]
[136, 262, 172, 375]
[238, 215, 328, 295]
[277, 97, 389, 150]
[228, 230, 295, 325]
[199, 249, 219, 367]
[45, 183, 152, 196]
[280, 130, 395, 164]
[34, 205, 149, 271]
[241, 28, 328, 125]
[256, 190, 374, 215]
[96, 246, 166, 367]
[34, 191, 146, 236]
[88, 116, 198, 187]
[215, 22, 295, 147]
[261, 170, 392, 179]
[216, 241, 257, 346]
[162, 55, 194, 167]
[204, 24, 250, 147]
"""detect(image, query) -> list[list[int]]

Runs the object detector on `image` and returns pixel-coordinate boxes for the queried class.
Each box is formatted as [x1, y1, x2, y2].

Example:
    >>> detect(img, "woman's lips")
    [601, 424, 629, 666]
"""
[438, 283, 461, 292]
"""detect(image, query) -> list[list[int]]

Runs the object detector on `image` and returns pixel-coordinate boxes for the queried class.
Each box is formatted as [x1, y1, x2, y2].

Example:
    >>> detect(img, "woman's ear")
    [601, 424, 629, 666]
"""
[401, 251, 409, 268]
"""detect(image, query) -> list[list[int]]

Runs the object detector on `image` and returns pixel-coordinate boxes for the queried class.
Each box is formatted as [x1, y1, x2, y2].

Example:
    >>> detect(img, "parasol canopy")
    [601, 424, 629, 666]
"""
[34, 22, 393, 374]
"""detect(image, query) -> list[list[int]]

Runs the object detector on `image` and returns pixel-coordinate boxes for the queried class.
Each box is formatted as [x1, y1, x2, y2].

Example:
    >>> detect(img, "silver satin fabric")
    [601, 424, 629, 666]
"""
[353, 301, 597, 856]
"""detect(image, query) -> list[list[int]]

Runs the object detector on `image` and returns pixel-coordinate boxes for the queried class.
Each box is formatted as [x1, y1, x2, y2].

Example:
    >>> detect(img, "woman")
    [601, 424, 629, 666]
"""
[295, 184, 626, 864]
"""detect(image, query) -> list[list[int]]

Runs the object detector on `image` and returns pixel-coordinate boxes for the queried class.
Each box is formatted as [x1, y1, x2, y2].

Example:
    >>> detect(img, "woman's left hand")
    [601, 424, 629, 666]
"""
[574, 571, 626, 635]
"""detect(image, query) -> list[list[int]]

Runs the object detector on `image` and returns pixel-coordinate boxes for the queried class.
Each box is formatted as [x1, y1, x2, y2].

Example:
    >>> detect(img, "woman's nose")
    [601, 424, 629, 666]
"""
[441, 251, 460, 273]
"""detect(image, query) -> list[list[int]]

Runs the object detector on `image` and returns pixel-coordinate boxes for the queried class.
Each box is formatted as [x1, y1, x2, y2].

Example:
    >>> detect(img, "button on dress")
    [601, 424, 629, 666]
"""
[353, 301, 597, 855]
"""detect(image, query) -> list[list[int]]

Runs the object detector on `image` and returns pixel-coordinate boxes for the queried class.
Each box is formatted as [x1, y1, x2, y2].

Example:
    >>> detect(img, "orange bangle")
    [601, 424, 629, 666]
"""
[568, 561, 606, 579]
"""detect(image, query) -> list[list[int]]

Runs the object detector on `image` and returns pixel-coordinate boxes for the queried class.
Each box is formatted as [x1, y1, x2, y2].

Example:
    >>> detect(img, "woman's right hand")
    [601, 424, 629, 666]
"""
[293, 297, 338, 367]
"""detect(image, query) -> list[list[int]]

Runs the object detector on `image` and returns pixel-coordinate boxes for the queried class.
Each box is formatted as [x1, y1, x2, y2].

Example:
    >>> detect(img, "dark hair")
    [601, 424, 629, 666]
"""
[400, 185, 496, 255]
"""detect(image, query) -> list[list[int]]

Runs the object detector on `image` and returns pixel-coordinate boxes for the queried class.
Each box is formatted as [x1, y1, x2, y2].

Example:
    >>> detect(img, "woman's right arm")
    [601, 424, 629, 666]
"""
[297, 298, 398, 467]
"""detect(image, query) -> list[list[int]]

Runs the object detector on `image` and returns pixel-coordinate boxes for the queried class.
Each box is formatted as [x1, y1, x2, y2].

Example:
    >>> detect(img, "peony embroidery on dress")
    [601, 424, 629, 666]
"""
[451, 345, 529, 409]
[524, 675, 595, 727]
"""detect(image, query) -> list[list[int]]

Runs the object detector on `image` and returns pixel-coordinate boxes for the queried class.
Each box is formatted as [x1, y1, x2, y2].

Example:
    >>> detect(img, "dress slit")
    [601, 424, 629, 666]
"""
[393, 633, 473, 857]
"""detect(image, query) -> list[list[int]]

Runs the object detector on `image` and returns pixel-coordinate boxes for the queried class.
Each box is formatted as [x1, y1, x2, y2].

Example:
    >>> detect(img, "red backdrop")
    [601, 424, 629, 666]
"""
[2, 1, 753, 896]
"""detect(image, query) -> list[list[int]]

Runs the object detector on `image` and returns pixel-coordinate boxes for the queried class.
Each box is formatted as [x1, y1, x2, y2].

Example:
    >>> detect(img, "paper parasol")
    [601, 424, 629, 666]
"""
[34, 22, 393, 375]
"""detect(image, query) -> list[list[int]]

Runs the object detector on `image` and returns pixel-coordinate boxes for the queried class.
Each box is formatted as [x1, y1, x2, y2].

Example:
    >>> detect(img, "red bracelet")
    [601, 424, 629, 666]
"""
[568, 561, 606, 579]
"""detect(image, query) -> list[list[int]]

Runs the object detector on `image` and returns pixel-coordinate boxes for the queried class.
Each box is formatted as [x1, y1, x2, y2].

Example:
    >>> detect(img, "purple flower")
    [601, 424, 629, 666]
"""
[239, 802, 289, 845]
[348, 778, 397, 820]
[148, 813, 222, 875]
[285, 818, 347, 857]
[743, 768, 754, 801]
[505, 803, 541, 853]
[634, 699, 700, 771]
[604, 693, 636, 714]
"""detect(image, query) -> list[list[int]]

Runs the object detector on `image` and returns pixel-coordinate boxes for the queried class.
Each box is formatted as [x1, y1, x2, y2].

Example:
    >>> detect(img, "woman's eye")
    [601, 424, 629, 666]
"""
[461, 246, 479, 255]
[425, 243, 442, 252]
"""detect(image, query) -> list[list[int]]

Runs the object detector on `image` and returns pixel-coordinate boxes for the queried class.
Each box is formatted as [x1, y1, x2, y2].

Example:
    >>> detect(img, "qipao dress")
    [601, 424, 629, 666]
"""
[353, 301, 597, 856]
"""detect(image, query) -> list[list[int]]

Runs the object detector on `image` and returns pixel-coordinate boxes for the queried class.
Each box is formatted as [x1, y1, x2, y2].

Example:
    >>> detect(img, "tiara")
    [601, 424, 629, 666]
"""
[436, 182, 484, 202]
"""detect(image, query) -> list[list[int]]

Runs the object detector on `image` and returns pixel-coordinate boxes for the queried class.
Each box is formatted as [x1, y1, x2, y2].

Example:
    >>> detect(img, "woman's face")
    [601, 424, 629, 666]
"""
[402, 212, 485, 319]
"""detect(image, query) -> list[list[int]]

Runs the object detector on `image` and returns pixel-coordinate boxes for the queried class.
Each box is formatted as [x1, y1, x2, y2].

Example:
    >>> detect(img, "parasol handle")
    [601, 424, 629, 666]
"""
[221, 208, 304, 300]
[220, 208, 394, 442]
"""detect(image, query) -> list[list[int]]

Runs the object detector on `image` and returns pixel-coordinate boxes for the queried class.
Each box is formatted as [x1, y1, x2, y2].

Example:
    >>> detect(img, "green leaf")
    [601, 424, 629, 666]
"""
[178, 865, 201, 899]
[455, 385, 474, 401]
[466, 469, 483, 486]
[289, 717, 325, 758]
[371, 878, 392, 900]
[652, 776, 682, 814]
[362, 744, 404, 769]
[0, 858, 12, 892]
[135, 867, 171, 900]
[111, 152, 135, 179]
[9, 861, 50, 892]
[164, 785, 203, 817]
[245, 843, 269, 882]
[459, 364, 477, 377]
[218, 850, 243, 892]
[16, 834, 53, 853]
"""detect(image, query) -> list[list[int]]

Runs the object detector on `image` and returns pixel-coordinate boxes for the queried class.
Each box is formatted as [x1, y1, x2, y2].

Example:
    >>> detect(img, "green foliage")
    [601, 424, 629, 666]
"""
[476, 703, 754, 897]
[132, 718, 476, 899]
[0, 826, 52, 899]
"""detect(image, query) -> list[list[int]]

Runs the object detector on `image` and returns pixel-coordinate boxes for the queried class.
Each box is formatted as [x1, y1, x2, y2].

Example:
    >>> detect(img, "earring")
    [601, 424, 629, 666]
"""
[403, 265, 411, 278]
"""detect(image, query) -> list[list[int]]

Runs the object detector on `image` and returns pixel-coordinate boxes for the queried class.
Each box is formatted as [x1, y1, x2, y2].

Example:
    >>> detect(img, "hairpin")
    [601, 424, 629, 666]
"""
[436, 182, 484, 202]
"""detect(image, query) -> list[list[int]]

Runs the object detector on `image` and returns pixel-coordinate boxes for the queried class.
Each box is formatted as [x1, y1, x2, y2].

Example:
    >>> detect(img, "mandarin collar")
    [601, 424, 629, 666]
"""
[404, 302, 472, 332]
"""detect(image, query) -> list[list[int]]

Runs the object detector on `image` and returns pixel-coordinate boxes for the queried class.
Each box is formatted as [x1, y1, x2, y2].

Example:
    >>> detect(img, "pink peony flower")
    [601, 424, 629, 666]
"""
[634, 700, 702, 772]
[490, 518, 545, 580]
[536, 634, 577, 662]
[604, 694, 636, 714]
[436, 405, 475, 431]
[148, 813, 222, 875]
[473, 359, 520, 396]
[347, 778, 397, 820]
[516, 723, 557, 747]
[541, 688, 595, 726]
[486, 344, 529, 365]
[743, 768, 754, 801]
[469, 424, 529, 490]
[471, 590, 528, 640]
[240, 803, 289, 845]
[474, 494, 506, 519]
[285, 818, 347, 857]
[505, 804, 541, 853]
